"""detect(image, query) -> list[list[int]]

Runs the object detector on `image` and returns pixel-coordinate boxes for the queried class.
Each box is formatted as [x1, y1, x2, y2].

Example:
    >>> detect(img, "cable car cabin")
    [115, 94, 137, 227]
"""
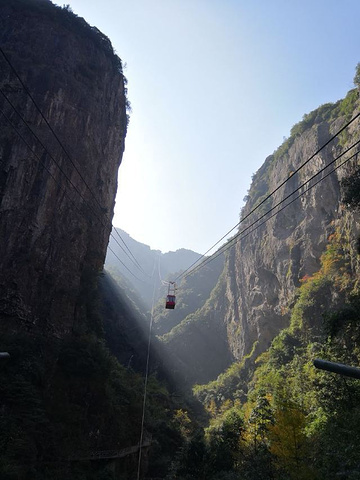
[166, 295, 176, 309]
[165, 282, 176, 309]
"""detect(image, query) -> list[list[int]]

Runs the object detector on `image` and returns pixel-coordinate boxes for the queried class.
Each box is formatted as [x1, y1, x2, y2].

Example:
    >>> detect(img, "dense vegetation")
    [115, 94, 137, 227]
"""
[0, 270, 200, 480]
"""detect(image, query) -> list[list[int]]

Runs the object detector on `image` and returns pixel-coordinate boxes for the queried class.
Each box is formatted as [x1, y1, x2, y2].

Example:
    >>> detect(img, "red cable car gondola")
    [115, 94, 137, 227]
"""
[165, 282, 176, 309]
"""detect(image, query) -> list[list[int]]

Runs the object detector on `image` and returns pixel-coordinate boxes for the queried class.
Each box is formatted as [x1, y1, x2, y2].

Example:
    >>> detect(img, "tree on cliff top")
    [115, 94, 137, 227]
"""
[354, 62, 360, 89]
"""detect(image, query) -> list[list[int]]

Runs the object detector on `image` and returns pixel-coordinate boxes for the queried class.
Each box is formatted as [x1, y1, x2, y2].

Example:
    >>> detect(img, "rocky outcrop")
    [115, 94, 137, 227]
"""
[0, 0, 127, 335]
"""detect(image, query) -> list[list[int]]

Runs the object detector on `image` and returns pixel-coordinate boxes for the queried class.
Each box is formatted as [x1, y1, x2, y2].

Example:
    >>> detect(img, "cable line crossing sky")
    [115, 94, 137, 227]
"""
[66, 1, 360, 254]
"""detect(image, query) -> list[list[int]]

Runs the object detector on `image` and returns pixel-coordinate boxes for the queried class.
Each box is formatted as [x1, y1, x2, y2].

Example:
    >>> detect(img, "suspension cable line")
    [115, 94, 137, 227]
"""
[0, 106, 141, 281]
[136, 256, 158, 480]
[0, 97, 149, 282]
[184, 144, 360, 280]
[176, 111, 360, 281]
[0, 106, 85, 211]
[0, 85, 148, 278]
[107, 246, 150, 284]
[186, 144, 360, 278]
[0, 46, 105, 213]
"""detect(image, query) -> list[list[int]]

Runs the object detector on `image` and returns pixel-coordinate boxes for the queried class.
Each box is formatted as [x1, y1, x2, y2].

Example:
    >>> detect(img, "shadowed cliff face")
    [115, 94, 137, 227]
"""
[0, 0, 127, 335]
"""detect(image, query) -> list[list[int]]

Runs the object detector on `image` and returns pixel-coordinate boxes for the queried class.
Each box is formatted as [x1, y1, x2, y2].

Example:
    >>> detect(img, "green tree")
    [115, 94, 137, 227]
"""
[246, 392, 274, 454]
[353, 62, 360, 89]
[171, 432, 208, 480]
[269, 403, 314, 479]
[207, 409, 244, 474]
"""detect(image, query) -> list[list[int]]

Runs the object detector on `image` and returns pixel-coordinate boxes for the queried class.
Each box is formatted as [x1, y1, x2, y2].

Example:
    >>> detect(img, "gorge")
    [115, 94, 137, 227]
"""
[1, 1, 360, 479]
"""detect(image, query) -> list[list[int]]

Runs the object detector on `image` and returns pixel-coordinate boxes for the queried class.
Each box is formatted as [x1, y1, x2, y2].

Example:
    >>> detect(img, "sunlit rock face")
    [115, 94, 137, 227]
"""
[225, 118, 360, 361]
[0, 1, 127, 335]
[165, 101, 360, 384]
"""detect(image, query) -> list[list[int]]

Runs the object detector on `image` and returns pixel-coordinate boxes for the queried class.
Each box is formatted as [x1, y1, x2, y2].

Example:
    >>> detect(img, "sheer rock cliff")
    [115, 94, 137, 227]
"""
[225, 112, 360, 361]
[0, 0, 127, 336]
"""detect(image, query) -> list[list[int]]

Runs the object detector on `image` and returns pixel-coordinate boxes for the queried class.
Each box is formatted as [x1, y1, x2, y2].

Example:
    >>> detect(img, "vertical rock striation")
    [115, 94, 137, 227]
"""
[226, 111, 360, 361]
[0, 0, 127, 335]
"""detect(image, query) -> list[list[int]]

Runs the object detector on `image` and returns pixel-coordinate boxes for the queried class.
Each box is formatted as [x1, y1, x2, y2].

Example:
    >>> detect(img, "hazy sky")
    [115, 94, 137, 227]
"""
[68, 0, 360, 254]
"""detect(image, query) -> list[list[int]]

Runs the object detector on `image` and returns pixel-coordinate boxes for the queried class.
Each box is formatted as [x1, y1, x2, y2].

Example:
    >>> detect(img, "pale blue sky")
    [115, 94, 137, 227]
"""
[67, 0, 360, 254]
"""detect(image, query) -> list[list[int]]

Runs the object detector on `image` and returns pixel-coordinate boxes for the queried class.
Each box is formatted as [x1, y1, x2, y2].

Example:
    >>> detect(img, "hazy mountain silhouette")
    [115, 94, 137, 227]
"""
[105, 228, 202, 308]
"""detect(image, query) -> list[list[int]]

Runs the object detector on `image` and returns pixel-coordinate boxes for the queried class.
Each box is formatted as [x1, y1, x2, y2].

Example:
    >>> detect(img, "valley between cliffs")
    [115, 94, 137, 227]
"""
[2, 1, 360, 479]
